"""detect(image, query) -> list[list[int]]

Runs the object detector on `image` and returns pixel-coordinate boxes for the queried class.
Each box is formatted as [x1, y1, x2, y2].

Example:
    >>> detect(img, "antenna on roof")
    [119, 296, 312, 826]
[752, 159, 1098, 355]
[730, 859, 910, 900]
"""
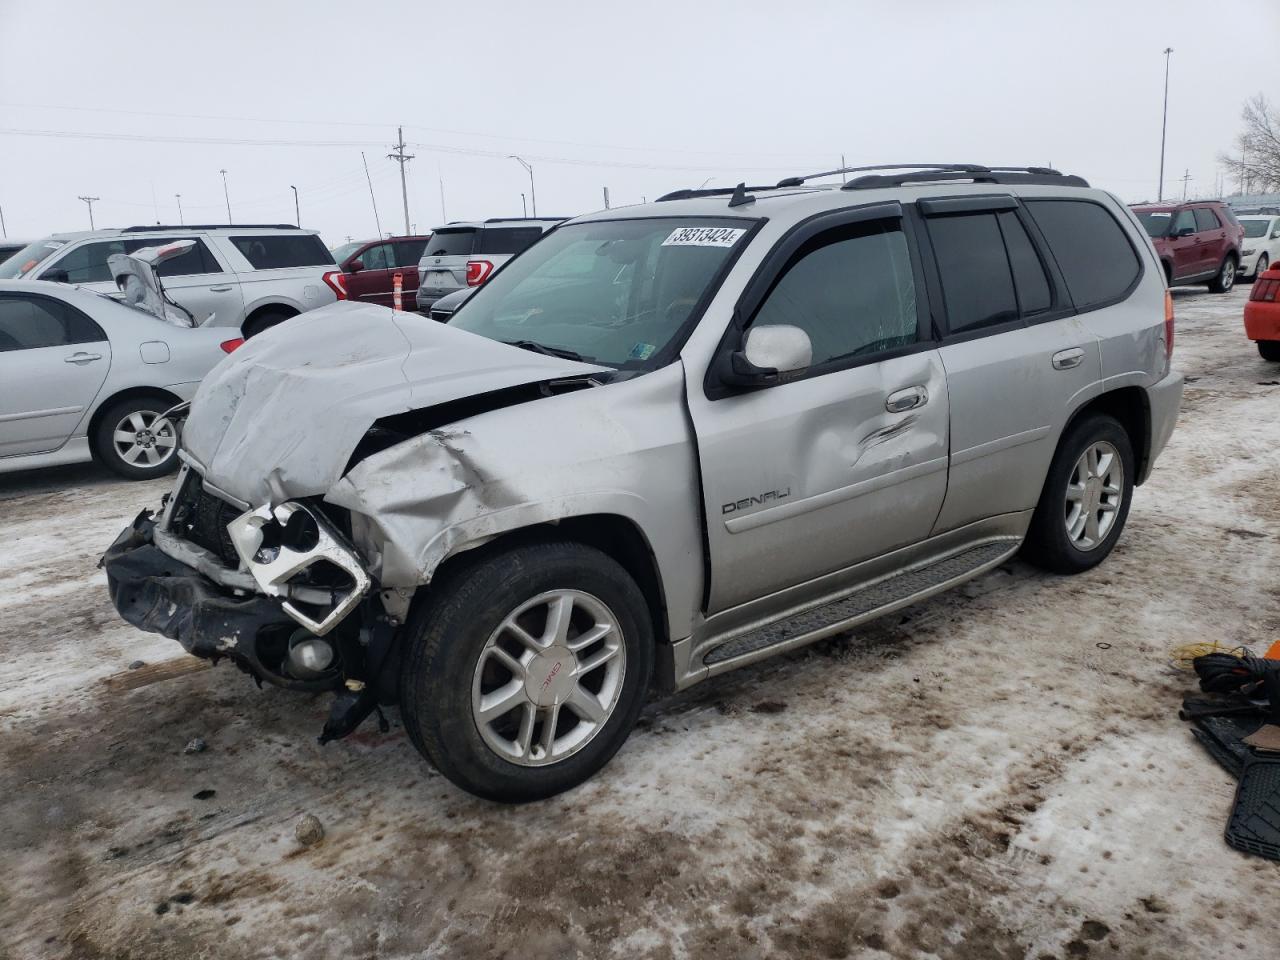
[727, 182, 755, 208]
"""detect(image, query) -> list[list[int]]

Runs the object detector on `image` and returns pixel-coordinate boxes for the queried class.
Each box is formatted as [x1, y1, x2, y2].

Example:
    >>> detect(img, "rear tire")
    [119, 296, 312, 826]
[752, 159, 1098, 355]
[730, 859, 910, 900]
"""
[1022, 414, 1134, 575]
[92, 397, 181, 480]
[399, 541, 654, 802]
[242, 309, 294, 339]
[1208, 255, 1237, 293]
[1258, 341, 1280, 362]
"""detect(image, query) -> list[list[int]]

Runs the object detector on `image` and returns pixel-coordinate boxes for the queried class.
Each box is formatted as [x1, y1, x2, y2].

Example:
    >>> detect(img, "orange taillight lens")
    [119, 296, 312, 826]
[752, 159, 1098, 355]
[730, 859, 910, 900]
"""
[1164, 290, 1174, 360]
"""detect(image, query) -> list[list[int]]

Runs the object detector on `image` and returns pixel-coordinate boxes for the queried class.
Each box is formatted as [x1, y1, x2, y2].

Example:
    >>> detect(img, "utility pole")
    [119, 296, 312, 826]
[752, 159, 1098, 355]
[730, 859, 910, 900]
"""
[291, 185, 300, 226]
[509, 155, 536, 217]
[387, 126, 414, 236]
[1158, 47, 1173, 202]
[175, 193, 184, 225]
[603, 186, 610, 209]
[0, 202, 6, 238]
[1181, 169, 1192, 201]
[521, 193, 527, 217]
[438, 169, 447, 222]
[77, 195, 99, 230]
[220, 169, 232, 224]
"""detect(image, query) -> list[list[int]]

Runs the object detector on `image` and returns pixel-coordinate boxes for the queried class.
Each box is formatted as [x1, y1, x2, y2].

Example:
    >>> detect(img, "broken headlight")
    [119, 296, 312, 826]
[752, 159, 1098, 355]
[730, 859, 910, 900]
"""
[227, 501, 372, 636]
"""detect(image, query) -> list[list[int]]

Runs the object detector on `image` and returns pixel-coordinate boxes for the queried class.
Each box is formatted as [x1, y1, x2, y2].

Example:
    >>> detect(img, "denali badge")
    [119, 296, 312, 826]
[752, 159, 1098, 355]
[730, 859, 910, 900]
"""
[722, 487, 791, 514]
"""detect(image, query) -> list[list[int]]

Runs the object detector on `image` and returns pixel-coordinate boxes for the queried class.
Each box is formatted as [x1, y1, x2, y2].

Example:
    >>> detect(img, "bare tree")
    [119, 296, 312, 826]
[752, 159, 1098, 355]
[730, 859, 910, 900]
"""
[1219, 94, 1280, 194]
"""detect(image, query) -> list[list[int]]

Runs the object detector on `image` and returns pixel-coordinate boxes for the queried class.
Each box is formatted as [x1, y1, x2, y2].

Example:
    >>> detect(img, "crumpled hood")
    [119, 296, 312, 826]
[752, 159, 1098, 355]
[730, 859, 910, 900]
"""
[182, 301, 606, 505]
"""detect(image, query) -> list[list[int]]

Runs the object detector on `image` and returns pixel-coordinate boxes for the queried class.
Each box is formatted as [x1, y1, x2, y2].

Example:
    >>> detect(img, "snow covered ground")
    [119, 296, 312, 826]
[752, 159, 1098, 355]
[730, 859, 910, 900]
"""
[2, 284, 1279, 959]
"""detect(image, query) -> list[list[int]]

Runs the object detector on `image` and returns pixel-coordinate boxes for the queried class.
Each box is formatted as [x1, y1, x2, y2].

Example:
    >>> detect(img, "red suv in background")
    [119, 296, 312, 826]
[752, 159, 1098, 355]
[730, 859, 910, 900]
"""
[1131, 201, 1245, 293]
[331, 235, 430, 311]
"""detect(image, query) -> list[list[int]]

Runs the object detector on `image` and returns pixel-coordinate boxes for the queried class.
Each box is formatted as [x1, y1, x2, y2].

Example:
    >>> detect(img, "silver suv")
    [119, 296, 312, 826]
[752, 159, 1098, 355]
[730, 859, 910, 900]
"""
[104, 164, 1183, 801]
[414, 217, 564, 311]
[0, 225, 342, 337]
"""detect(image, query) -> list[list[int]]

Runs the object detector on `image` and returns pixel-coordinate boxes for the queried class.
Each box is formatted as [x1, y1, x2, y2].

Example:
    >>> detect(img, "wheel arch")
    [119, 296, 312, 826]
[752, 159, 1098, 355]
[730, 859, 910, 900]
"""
[241, 301, 301, 336]
[85, 385, 184, 460]
[1060, 385, 1151, 485]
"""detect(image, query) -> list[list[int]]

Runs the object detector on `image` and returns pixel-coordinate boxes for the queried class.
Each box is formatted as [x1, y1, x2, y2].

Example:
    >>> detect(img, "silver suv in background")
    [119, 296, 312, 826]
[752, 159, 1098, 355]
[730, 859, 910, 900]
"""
[415, 217, 564, 311]
[104, 164, 1182, 802]
[0, 225, 343, 337]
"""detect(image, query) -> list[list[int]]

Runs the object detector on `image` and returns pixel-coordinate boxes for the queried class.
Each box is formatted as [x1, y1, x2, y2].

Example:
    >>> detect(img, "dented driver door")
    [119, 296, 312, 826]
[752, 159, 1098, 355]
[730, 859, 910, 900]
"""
[686, 208, 949, 615]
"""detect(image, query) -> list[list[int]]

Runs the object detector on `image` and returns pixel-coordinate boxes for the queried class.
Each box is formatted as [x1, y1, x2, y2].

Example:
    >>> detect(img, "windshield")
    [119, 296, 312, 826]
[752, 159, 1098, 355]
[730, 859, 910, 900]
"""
[331, 241, 365, 263]
[448, 217, 754, 369]
[0, 237, 65, 279]
[1135, 210, 1173, 238]
[1242, 218, 1272, 239]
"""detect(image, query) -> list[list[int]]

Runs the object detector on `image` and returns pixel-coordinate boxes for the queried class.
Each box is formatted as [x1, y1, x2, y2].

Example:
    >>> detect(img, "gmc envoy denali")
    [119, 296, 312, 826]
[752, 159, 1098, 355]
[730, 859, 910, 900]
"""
[104, 163, 1183, 801]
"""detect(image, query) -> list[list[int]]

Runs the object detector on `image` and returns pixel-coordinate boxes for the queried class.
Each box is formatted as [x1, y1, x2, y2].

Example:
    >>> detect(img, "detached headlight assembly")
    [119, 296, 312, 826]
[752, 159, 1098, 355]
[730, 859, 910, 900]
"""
[227, 502, 372, 635]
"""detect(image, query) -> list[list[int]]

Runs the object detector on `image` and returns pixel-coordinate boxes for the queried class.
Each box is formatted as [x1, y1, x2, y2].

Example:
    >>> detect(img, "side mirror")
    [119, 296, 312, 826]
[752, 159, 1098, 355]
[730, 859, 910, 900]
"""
[43, 269, 70, 283]
[720, 325, 813, 388]
[1176, 226, 1196, 238]
[347, 259, 364, 273]
[1271, 230, 1280, 239]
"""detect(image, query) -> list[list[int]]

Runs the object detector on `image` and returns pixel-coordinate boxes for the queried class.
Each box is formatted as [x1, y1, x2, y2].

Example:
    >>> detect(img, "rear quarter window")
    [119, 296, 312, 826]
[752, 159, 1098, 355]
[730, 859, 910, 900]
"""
[477, 227, 544, 256]
[1193, 208, 1221, 232]
[1024, 199, 1141, 311]
[230, 234, 334, 269]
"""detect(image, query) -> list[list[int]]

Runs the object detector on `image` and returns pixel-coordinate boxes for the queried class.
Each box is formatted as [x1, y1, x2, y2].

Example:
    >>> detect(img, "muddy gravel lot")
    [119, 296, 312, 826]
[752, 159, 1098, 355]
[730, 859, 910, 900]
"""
[2, 285, 1279, 960]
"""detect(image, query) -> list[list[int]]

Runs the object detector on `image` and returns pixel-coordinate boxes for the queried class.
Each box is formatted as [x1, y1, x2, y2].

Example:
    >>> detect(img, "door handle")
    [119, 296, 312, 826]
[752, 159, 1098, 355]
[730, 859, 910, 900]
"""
[64, 352, 102, 364]
[885, 385, 928, 413]
[1051, 347, 1084, 370]
[208, 285, 233, 292]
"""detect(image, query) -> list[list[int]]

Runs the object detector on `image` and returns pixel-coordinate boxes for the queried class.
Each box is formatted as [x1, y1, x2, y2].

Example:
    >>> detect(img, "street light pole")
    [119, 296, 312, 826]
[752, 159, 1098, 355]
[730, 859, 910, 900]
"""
[77, 195, 99, 230]
[521, 193, 527, 217]
[220, 169, 232, 224]
[291, 185, 300, 226]
[1158, 47, 1173, 202]
[175, 193, 184, 225]
[509, 156, 536, 217]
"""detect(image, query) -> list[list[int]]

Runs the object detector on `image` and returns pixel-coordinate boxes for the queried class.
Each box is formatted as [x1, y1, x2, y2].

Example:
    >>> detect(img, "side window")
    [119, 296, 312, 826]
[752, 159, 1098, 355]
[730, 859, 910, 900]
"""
[478, 227, 544, 256]
[750, 219, 918, 366]
[1025, 200, 1142, 310]
[0, 296, 105, 351]
[230, 234, 334, 269]
[360, 243, 395, 270]
[397, 239, 428, 266]
[44, 240, 126, 283]
[1194, 208, 1221, 232]
[926, 213, 1018, 333]
[124, 237, 219, 277]
[998, 211, 1052, 315]
[1172, 210, 1197, 235]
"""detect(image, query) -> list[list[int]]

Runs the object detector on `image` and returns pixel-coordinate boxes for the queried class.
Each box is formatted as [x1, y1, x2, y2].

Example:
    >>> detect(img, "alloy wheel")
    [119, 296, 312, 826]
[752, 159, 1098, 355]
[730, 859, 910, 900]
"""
[112, 410, 177, 467]
[1064, 441, 1124, 551]
[1221, 258, 1236, 291]
[471, 589, 625, 766]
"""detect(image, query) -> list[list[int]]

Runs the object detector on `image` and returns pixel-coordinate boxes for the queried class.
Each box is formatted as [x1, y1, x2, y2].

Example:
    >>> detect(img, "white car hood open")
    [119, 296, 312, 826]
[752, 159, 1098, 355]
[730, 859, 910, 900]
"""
[181, 301, 607, 505]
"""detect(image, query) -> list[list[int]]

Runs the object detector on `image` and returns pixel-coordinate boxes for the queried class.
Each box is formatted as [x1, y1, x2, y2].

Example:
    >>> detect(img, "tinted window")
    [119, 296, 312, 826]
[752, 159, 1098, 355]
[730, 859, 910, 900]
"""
[752, 220, 917, 365]
[1172, 210, 1197, 235]
[478, 227, 544, 256]
[230, 234, 334, 269]
[1135, 210, 1172, 238]
[425, 229, 476, 257]
[396, 239, 428, 266]
[999, 211, 1052, 315]
[0, 296, 105, 351]
[359, 242, 396, 270]
[1242, 219, 1272, 239]
[47, 240, 126, 283]
[1194, 208, 1221, 232]
[927, 213, 1018, 333]
[1025, 200, 1141, 310]
[125, 237, 218, 277]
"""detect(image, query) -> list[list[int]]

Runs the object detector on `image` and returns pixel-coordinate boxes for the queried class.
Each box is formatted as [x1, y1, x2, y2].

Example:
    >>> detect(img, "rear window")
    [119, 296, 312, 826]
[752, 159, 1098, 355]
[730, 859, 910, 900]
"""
[1193, 208, 1221, 232]
[0, 295, 105, 351]
[926, 213, 1019, 333]
[126, 238, 219, 277]
[230, 234, 333, 269]
[396, 239, 428, 266]
[1025, 200, 1141, 311]
[424, 229, 476, 257]
[477, 227, 544, 256]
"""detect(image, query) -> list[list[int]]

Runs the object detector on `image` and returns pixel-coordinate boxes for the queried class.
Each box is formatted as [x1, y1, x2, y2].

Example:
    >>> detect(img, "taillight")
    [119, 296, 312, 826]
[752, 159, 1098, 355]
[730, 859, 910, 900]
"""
[322, 270, 347, 300]
[1164, 290, 1174, 360]
[220, 337, 244, 354]
[1251, 277, 1280, 303]
[466, 260, 494, 286]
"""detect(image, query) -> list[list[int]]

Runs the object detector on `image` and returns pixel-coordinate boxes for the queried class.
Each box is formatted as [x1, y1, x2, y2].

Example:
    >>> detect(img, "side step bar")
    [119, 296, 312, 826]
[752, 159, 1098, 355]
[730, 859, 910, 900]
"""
[700, 539, 1019, 673]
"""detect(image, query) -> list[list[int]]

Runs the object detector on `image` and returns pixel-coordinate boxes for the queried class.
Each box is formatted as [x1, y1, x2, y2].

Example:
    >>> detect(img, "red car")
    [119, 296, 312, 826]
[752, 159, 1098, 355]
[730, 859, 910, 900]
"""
[1131, 200, 1245, 293]
[331, 235, 430, 311]
[1245, 263, 1280, 360]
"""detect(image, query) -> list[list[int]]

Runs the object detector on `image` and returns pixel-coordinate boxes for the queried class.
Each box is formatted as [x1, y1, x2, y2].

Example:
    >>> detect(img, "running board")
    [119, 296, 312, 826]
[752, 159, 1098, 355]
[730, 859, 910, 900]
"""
[700, 539, 1019, 672]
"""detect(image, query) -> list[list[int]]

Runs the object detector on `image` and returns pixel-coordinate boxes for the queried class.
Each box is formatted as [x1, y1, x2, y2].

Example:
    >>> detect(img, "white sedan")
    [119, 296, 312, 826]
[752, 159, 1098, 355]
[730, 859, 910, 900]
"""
[0, 278, 240, 479]
[1241, 214, 1280, 280]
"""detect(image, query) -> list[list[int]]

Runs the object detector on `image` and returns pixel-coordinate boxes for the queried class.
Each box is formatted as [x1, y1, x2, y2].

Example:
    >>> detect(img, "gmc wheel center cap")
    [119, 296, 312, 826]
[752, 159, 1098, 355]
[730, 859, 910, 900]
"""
[524, 650, 577, 706]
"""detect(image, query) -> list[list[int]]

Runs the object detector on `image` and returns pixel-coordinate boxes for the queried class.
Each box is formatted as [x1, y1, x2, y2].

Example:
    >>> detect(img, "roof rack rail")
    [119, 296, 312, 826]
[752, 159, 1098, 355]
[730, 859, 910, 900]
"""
[775, 163, 990, 188]
[121, 223, 301, 232]
[656, 185, 779, 202]
[843, 166, 1088, 191]
[482, 216, 569, 223]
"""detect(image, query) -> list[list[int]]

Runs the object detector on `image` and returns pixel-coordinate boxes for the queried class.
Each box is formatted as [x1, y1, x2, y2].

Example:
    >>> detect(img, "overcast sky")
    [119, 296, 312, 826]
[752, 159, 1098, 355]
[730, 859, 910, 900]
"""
[1, 0, 1276, 246]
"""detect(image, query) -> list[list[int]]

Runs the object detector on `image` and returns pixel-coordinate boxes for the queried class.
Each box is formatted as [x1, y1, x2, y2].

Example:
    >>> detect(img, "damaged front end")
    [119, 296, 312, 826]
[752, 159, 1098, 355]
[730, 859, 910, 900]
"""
[101, 465, 398, 742]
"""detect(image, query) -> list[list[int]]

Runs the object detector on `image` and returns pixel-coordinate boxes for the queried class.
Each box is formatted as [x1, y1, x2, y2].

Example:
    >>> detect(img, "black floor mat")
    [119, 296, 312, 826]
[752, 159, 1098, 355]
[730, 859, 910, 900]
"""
[1226, 755, 1280, 861]
[1181, 696, 1266, 779]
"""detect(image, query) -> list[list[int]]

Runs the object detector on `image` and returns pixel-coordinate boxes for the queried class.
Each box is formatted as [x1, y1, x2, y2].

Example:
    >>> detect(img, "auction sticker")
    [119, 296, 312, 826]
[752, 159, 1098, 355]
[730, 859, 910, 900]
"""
[662, 226, 746, 247]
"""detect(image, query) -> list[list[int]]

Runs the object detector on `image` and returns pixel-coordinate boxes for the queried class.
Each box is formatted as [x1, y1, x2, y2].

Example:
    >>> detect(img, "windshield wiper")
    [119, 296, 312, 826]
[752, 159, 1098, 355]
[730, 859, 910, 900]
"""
[502, 339, 595, 363]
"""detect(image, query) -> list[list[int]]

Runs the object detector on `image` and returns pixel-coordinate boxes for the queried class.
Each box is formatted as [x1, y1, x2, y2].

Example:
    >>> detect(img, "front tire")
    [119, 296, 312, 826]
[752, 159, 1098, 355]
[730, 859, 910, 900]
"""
[400, 541, 654, 802]
[1022, 414, 1134, 574]
[1251, 254, 1269, 281]
[1258, 341, 1280, 362]
[1208, 255, 1237, 293]
[92, 397, 181, 480]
